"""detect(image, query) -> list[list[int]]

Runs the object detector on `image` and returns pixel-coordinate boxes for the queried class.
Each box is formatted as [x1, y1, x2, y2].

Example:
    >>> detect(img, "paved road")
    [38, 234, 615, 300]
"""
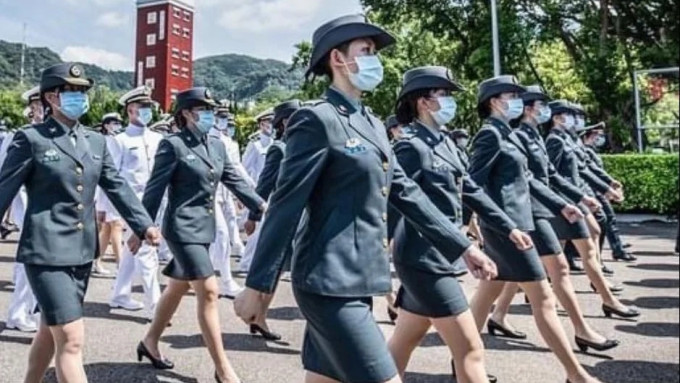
[0, 222, 678, 383]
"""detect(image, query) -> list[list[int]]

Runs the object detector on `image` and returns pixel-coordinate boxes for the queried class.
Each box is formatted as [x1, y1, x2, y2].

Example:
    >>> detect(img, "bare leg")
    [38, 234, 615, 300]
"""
[432, 310, 489, 383]
[24, 320, 56, 383]
[469, 280, 506, 332]
[520, 281, 597, 383]
[143, 278, 190, 358]
[191, 276, 240, 383]
[49, 319, 87, 383]
[570, 239, 628, 311]
[109, 220, 124, 265]
[387, 309, 431, 376]
[489, 282, 520, 330]
[584, 215, 603, 264]
[542, 254, 606, 343]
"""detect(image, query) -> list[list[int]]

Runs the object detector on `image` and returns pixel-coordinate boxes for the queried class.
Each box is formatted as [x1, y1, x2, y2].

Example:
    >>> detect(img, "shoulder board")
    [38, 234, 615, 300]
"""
[248, 132, 260, 141]
[302, 99, 327, 107]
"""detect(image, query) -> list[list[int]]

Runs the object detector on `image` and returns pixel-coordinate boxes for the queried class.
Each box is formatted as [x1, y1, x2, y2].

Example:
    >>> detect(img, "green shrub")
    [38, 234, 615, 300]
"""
[601, 154, 679, 216]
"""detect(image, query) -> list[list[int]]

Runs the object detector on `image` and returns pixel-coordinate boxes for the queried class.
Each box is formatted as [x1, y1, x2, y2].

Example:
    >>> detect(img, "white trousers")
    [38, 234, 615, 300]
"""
[6, 190, 39, 328]
[223, 193, 244, 252]
[210, 200, 235, 292]
[239, 213, 264, 273]
[110, 188, 161, 314]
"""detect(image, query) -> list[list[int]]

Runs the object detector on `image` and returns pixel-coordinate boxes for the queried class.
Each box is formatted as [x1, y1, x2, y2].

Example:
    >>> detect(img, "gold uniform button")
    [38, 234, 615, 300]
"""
[208, 209, 214, 214]
[76, 185, 84, 192]
[76, 167, 83, 175]
[77, 204, 84, 211]
[382, 238, 389, 248]
[382, 213, 388, 222]
[382, 162, 389, 171]
[381, 187, 388, 196]
[209, 196, 214, 201]
[76, 222, 84, 230]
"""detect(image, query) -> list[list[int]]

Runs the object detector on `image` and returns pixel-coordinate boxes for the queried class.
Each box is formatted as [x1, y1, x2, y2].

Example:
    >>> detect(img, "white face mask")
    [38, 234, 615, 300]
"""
[594, 135, 606, 148]
[563, 114, 575, 130]
[216, 117, 229, 131]
[535, 106, 552, 124]
[345, 55, 384, 92]
[504, 98, 524, 120]
[575, 117, 586, 130]
[456, 138, 469, 148]
[430, 96, 457, 126]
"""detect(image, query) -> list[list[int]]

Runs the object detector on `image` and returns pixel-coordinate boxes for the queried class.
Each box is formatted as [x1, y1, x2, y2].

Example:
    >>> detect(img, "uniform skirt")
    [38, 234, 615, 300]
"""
[481, 226, 546, 282]
[549, 213, 590, 241]
[293, 287, 398, 383]
[530, 218, 564, 256]
[24, 263, 92, 326]
[394, 264, 468, 318]
[163, 241, 214, 280]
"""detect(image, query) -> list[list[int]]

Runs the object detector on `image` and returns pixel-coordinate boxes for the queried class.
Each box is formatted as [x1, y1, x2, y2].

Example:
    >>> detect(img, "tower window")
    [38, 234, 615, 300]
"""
[147, 11, 157, 24]
[146, 33, 156, 46]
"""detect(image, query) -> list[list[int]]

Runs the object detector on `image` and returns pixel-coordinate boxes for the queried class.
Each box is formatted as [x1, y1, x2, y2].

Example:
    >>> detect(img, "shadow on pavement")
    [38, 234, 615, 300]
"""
[0, 280, 14, 292]
[626, 296, 680, 310]
[404, 371, 452, 382]
[587, 360, 680, 383]
[0, 255, 16, 263]
[267, 306, 304, 321]
[161, 333, 300, 355]
[0, 325, 33, 345]
[42, 363, 198, 383]
[481, 335, 551, 353]
[83, 302, 149, 325]
[628, 263, 679, 272]
[624, 278, 679, 289]
[615, 322, 680, 338]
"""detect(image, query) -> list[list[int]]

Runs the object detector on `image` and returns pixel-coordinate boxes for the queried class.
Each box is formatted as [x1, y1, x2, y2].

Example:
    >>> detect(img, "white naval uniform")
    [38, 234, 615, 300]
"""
[223, 135, 254, 255]
[0, 132, 39, 331]
[240, 134, 272, 272]
[207, 128, 246, 294]
[109, 124, 163, 314]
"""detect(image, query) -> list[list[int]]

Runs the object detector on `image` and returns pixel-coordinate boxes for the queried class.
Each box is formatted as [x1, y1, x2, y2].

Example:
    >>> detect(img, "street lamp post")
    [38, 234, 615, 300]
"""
[491, 0, 501, 76]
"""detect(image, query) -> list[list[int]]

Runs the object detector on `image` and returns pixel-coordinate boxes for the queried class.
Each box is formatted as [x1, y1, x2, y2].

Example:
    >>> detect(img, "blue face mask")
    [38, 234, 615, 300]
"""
[346, 55, 384, 92]
[594, 135, 606, 148]
[59, 91, 90, 120]
[504, 98, 524, 120]
[575, 117, 586, 130]
[563, 114, 575, 130]
[195, 111, 215, 134]
[216, 117, 229, 131]
[430, 96, 457, 126]
[137, 107, 153, 126]
[536, 105, 552, 124]
[226, 126, 236, 138]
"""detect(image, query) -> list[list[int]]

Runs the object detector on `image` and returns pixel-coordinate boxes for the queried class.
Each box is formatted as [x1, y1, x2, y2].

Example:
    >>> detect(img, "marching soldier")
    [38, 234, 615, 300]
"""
[4, 86, 42, 333]
[94, 112, 125, 275]
[235, 15, 495, 383]
[0, 62, 160, 383]
[133, 87, 265, 383]
[109, 86, 164, 318]
[576, 120, 636, 262]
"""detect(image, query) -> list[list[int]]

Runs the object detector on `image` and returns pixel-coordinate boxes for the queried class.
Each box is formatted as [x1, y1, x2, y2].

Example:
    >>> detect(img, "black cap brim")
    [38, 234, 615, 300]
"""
[398, 76, 465, 101]
[478, 83, 525, 105]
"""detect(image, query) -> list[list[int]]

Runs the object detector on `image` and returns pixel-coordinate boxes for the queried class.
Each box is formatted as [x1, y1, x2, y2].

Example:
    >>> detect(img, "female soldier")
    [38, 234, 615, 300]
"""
[467, 75, 602, 383]
[487, 85, 620, 352]
[94, 112, 125, 274]
[545, 100, 640, 319]
[243, 98, 302, 341]
[235, 15, 496, 383]
[388, 66, 534, 383]
[132, 87, 266, 383]
[0, 62, 160, 383]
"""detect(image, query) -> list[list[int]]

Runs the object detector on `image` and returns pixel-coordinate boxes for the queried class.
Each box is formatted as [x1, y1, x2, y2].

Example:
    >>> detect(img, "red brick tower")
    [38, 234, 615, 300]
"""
[135, 0, 194, 112]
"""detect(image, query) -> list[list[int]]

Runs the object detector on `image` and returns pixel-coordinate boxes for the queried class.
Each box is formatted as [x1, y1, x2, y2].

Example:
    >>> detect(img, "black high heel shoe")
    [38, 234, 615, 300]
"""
[603, 304, 640, 319]
[451, 360, 497, 382]
[575, 336, 620, 353]
[215, 371, 241, 383]
[387, 306, 398, 323]
[250, 324, 282, 341]
[136, 341, 174, 370]
[487, 318, 527, 339]
[591, 282, 624, 294]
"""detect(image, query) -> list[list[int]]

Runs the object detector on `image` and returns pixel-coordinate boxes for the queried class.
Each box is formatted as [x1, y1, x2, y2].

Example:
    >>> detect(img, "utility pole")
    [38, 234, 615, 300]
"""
[20, 23, 27, 86]
[490, 0, 501, 76]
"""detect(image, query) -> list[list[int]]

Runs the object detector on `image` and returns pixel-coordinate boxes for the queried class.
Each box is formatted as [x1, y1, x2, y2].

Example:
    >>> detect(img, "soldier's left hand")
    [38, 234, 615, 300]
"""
[145, 227, 162, 247]
[462, 246, 498, 280]
[127, 234, 142, 255]
[611, 180, 623, 190]
[561, 204, 584, 223]
[508, 229, 533, 251]
[581, 196, 601, 212]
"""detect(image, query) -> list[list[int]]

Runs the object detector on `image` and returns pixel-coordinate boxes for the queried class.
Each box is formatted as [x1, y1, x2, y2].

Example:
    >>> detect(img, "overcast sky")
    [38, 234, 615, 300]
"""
[0, 0, 364, 71]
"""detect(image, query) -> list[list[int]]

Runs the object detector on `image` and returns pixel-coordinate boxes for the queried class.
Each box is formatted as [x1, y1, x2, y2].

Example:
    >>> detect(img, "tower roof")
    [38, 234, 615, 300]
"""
[136, 0, 195, 11]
